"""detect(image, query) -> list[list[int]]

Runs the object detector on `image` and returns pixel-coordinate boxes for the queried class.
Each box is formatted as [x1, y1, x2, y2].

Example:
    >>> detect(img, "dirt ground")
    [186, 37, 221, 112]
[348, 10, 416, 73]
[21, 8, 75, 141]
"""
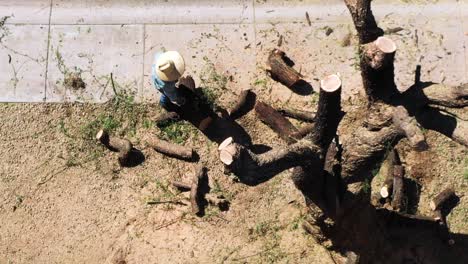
[1, 75, 467, 263]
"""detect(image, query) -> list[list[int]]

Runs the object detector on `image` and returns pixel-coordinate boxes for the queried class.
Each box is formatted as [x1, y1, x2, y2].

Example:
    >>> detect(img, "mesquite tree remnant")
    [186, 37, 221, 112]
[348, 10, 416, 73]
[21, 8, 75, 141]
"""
[212, 0, 468, 262]
[96, 129, 133, 166]
[266, 48, 303, 88]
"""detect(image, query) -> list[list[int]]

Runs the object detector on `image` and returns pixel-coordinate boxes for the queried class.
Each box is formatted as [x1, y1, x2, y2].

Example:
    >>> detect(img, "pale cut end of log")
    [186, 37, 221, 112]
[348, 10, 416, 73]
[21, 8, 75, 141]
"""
[320, 74, 342, 93]
[96, 129, 106, 141]
[218, 137, 233, 151]
[380, 186, 390, 199]
[430, 187, 455, 211]
[220, 150, 234, 165]
[375, 36, 397, 53]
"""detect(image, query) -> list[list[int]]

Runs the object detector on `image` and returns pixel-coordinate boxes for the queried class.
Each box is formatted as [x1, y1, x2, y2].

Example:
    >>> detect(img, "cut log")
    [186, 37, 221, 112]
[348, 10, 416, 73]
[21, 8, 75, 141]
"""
[147, 137, 194, 160]
[392, 106, 428, 151]
[379, 149, 401, 199]
[228, 89, 252, 120]
[391, 165, 405, 211]
[362, 36, 396, 70]
[266, 48, 302, 88]
[416, 106, 468, 147]
[171, 181, 191, 192]
[430, 188, 456, 211]
[279, 107, 315, 122]
[291, 124, 314, 140]
[255, 101, 299, 144]
[309, 74, 342, 149]
[218, 137, 242, 166]
[190, 165, 206, 216]
[96, 129, 133, 166]
[205, 193, 229, 210]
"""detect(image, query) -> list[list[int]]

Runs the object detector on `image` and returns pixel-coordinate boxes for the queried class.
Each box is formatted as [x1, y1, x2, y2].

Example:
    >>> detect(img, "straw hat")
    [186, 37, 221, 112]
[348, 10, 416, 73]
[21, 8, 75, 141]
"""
[155, 51, 185, 82]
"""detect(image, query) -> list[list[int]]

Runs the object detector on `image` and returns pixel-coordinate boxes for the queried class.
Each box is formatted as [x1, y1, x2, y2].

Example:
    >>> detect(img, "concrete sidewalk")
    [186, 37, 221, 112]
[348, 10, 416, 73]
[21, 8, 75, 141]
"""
[0, 0, 466, 103]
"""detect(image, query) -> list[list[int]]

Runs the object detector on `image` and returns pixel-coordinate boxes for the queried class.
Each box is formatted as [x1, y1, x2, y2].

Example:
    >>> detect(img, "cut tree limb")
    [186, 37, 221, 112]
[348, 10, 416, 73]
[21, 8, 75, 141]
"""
[362, 36, 396, 70]
[392, 106, 428, 151]
[380, 149, 401, 199]
[309, 74, 343, 150]
[96, 129, 133, 166]
[147, 137, 195, 160]
[279, 107, 315, 122]
[228, 89, 252, 119]
[291, 124, 315, 139]
[218, 137, 321, 185]
[155, 111, 180, 126]
[344, 0, 383, 44]
[266, 48, 302, 88]
[416, 106, 468, 147]
[430, 188, 456, 211]
[190, 165, 206, 216]
[391, 165, 405, 212]
[255, 101, 299, 144]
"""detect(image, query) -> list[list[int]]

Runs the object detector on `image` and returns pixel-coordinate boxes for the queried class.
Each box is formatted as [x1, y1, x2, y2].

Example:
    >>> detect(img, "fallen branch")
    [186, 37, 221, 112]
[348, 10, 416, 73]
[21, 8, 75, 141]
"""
[279, 107, 315, 122]
[228, 89, 252, 120]
[266, 49, 302, 88]
[190, 165, 206, 216]
[430, 188, 456, 211]
[391, 165, 405, 212]
[155, 111, 180, 126]
[255, 101, 298, 144]
[309, 74, 343, 149]
[404, 83, 468, 109]
[147, 137, 195, 160]
[380, 149, 401, 199]
[392, 106, 428, 151]
[96, 129, 133, 166]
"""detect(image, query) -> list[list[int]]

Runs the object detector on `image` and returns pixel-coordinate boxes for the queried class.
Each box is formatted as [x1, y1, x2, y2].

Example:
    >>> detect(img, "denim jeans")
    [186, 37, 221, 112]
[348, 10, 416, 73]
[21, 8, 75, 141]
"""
[159, 93, 180, 112]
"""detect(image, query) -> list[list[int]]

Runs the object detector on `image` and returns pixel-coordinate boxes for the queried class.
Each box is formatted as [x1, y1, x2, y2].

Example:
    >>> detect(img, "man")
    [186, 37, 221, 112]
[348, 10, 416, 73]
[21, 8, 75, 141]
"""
[151, 51, 187, 111]
[151, 51, 213, 131]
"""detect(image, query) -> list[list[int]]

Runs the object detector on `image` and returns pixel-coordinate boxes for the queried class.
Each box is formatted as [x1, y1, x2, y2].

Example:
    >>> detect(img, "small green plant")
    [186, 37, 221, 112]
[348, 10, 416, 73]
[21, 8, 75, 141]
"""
[464, 168, 468, 181]
[158, 120, 195, 145]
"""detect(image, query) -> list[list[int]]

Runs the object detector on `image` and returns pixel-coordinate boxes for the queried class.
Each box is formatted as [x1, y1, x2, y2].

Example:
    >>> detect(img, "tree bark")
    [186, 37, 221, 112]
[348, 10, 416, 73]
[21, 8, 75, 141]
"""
[279, 107, 315, 122]
[96, 129, 133, 166]
[416, 106, 468, 147]
[228, 89, 252, 120]
[218, 137, 321, 185]
[147, 137, 195, 160]
[430, 188, 456, 211]
[391, 165, 405, 212]
[380, 149, 401, 199]
[392, 106, 428, 151]
[266, 48, 302, 88]
[308, 74, 343, 150]
[344, 0, 383, 44]
[190, 165, 206, 216]
[255, 101, 299, 144]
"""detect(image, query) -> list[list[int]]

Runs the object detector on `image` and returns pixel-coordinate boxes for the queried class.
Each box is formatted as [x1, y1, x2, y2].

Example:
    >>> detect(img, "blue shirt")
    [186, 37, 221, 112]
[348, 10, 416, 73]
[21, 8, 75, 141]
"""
[151, 52, 184, 105]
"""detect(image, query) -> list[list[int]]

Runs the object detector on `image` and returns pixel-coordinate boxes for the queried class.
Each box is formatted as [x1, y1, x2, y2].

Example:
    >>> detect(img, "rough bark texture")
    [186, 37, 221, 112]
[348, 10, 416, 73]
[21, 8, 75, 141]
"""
[279, 107, 315, 122]
[190, 166, 206, 216]
[266, 48, 302, 88]
[219, 139, 321, 185]
[392, 106, 428, 151]
[228, 89, 252, 120]
[308, 77, 342, 150]
[96, 129, 133, 166]
[255, 101, 298, 144]
[380, 149, 400, 199]
[147, 137, 194, 160]
[391, 165, 405, 211]
[344, 0, 383, 44]
[416, 106, 468, 147]
[430, 188, 456, 211]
